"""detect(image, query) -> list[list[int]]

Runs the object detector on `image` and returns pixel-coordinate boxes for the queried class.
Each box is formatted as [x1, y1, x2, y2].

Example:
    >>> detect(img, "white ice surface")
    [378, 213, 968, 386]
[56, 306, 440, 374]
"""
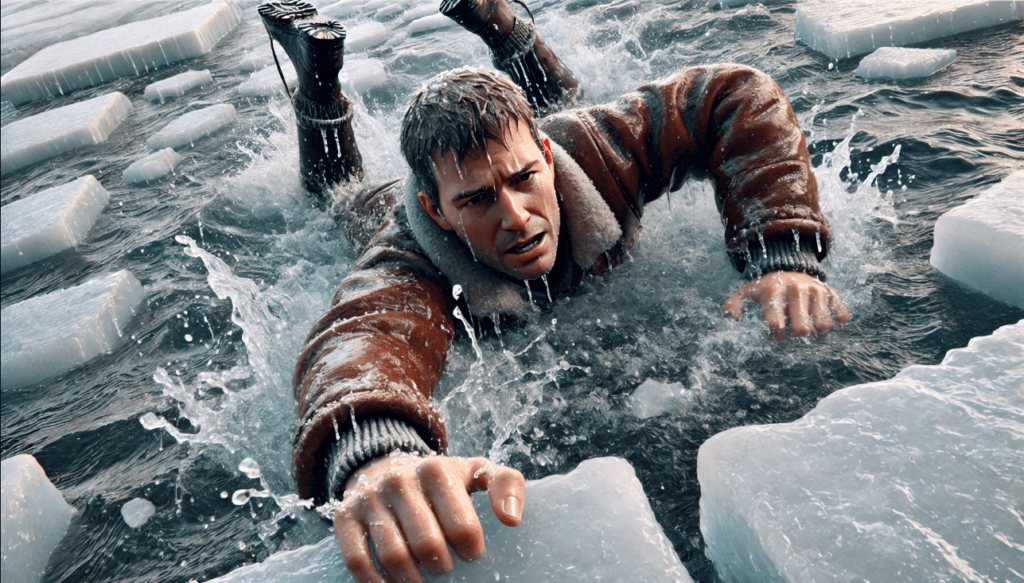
[1, 454, 74, 583]
[855, 47, 957, 79]
[930, 169, 1024, 309]
[123, 148, 182, 185]
[120, 498, 156, 529]
[794, 0, 1023, 59]
[409, 13, 458, 34]
[146, 104, 235, 150]
[237, 61, 298, 98]
[0, 3, 242, 105]
[320, 0, 364, 20]
[233, 48, 276, 73]
[143, 69, 213, 103]
[1, 270, 144, 390]
[236, 59, 386, 98]
[401, 4, 439, 23]
[698, 319, 1024, 583]
[0, 92, 132, 177]
[1, 176, 110, 273]
[375, 3, 406, 20]
[629, 378, 694, 419]
[207, 457, 693, 583]
[346, 22, 388, 52]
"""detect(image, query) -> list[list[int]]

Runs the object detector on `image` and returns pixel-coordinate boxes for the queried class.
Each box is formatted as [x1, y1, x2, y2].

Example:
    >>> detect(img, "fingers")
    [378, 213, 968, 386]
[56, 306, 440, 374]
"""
[335, 508, 386, 583]
[476, 461, 525, 527]
[721, 285, 750, 322]
[366, 510, 423, 583]
[809, 285, 835, 335]
[383, 475, 454, 575]
[418, 459, 486, 562]
[832, 290, 852, 324]
[786, 284, 814, 338]
[761, 284, 787, 341]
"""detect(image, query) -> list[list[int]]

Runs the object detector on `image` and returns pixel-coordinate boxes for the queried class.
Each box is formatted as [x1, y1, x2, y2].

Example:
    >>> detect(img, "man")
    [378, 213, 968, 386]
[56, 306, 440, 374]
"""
[258, 1, 850, 582]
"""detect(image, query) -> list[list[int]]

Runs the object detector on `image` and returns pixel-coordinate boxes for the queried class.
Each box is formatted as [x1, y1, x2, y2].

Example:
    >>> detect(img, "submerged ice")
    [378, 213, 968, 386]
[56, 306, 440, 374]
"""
[698, 320, 1024, 583]
[146, 104, 236, 151]
[855, 47, 956, 79]
[1, 455, 74, 583]
[143, 69, 213, 103]
[123, 148, 182, 185]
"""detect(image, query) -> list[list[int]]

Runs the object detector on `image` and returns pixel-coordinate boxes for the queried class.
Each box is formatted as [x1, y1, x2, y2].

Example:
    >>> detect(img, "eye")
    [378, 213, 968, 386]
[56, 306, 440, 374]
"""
[515, 171, 537, 185]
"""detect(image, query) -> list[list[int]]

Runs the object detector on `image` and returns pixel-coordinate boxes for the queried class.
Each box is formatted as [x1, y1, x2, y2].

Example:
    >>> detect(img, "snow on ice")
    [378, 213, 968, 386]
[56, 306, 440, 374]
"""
[345, 22, 389, 52]
[854, 47, 957, 79]
[794, 0, 1023, 59]
[207, 457, 693, 583]
[0, 3, 241, 106]
[1, 455, 74, 583]
[143, 69, 213, 103]
[0, 92, 132, 177]
[1, 176, 110, 274]
[1, 270, 144, 390]
[120, 498, 156, 529]
[409, 14, 458, 34]
[930, 169, 1024, 309]
[698, 319, 1024, 583]
[146, 104, 236, 151]
[123, 148, 182, 185]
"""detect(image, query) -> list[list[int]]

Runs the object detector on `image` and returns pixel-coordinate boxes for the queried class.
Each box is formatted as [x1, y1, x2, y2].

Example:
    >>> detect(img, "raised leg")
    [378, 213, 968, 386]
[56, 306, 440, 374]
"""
[258, 2, 364, 202]
[441, 0, 583, 115]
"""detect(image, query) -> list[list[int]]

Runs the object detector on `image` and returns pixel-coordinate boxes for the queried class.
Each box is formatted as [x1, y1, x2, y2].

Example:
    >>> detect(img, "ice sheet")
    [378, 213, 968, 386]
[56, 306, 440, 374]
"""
[409, 14, 458, 34]
[1, 175, 110, 273]
[1, 454, 74, 583]
[930, 169, 1024, 309]
[698, 319, 1024, 583]
[855, 47, 957, 79]
[123, 148, 182, 185]
[794, 0, 1024, 59]
[0, 92, 132, 177]
[0, 3, 242, 105]
[143, 69, 213, 103]
[1, 270, 144, 390]
[146, 104, 236, 150]
[120, 498, 156, 529]
[207, 457, 693, 582]
[346, 22, 388, 52]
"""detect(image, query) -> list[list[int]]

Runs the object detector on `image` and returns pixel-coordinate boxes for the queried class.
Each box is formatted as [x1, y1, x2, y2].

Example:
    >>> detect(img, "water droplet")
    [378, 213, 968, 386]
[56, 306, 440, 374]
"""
[184, 334, 193, 342]
[239, 458, 261, 479]
[232, 489, 252, 505]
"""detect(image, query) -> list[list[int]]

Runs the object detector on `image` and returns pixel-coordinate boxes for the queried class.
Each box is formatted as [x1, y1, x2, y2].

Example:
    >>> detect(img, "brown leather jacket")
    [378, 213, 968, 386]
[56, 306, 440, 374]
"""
[292, 64, 832, 500]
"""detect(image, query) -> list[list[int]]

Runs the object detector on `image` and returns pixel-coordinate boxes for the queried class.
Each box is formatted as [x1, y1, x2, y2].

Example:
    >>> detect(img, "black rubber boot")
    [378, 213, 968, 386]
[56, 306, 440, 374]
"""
[258, 2, 364, 201]
[441, 0, 582, 114]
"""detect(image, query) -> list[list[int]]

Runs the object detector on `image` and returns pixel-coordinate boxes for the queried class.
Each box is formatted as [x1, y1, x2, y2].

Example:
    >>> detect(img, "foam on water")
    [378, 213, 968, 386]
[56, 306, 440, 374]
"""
[146, 103, 236, 151]
[143, 69, 213, 103]
[123, 147, 182, 185]
[1, 175, 110, 273]
[0, 3, 242, 105]
[0, 455, 74, 583]
[0, 92, 132, 177]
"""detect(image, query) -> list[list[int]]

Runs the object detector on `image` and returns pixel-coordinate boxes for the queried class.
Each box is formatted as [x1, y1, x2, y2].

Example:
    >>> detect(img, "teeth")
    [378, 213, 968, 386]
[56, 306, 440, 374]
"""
[511, 235, 540, 254]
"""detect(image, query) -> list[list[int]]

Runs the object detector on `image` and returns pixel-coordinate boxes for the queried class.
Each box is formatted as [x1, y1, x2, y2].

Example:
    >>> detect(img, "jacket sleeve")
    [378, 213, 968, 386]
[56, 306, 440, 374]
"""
[539, 64, 831, 278]
[292, 184, 457, 502]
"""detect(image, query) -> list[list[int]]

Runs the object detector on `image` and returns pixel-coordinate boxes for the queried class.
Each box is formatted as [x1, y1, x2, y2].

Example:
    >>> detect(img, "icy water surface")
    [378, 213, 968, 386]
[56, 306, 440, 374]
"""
[2, 1, 1022, 582]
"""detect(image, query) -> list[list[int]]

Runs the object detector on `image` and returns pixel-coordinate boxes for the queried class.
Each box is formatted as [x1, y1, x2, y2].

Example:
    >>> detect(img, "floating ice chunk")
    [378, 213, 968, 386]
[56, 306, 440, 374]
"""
[1, 270, 144, 390]
[320, 0, 364, 20]
[0, 92, 132, 177]
[930, 169, 1024, 309]
[146, 104, 236, 151]
[711, 0, 789, 7]
[123, 148, 182, 185]
[143, 70, 213, 103]
[341, 59, 388, 94]
[794, 0, 1024, 60]
[0, 3, 242, 106]
[120, 498, 156, 528]
[237, 59, 386, 98]
[409, 13, 458, 34]
[1, 176, 110, 274]
[401, 4, 439, 23]
[854, 47, 956, 79]
[629, 378, 693, 419]
[345, 22, 388, 52]
[206, 457, 693, 583]
[698, 319, 1024, 583]
[375, 3, 407, 20]
[233, 49, 276, 73]
[236, 62, 298, 98]
[1, 454, 74, 583]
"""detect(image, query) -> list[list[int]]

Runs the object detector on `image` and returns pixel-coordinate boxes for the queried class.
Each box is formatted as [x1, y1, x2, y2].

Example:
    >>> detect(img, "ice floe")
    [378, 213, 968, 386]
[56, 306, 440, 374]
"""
[1, 176, 110, 274]
[345, 22, 389, 52]
[123, 148, 182, 185]
[794, 0, 1024, 59]
[855, 47, 957, 79]
[207, 457, 692, 582]
[409, 14, 458, 34]
[400, 4, 439, 23]
[0, 92, 132, 177]
[120, 498, 156, 529]
[1, 454, 74, 583]
[1, 270, 144, 390]
[143, 69, 213, 103]
[930, 169, 1024, 309]
[629, 378, 694, 419]
[146, 104, 236, 150]
[0, 3, 242, 105]
[698, 319, 1024, 583]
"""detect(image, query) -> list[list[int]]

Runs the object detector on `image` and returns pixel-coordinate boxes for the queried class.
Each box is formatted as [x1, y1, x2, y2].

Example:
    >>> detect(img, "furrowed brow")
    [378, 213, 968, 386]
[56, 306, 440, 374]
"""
[453, 185, 494, 203]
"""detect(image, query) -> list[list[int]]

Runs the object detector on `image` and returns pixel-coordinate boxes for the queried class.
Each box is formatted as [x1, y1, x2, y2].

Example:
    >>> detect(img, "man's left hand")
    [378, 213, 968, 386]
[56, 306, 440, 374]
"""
[722, 271, 850, 341]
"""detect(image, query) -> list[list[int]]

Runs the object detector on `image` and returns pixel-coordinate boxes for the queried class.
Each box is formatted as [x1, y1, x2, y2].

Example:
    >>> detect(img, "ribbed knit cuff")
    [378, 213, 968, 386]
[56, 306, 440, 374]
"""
[743, 235, 826, 281]
[490, 17, 536, 65]
[293, 93, 353, 130]
[326, 416, 436, 500]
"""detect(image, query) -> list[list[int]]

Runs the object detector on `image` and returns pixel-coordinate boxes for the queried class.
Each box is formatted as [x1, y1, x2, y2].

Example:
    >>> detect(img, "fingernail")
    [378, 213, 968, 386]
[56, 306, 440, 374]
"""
[502, 496, 520, 520]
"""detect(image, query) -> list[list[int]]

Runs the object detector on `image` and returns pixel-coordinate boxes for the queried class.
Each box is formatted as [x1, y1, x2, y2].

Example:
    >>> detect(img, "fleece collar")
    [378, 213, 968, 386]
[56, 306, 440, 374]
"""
[403, 138, 622, 318]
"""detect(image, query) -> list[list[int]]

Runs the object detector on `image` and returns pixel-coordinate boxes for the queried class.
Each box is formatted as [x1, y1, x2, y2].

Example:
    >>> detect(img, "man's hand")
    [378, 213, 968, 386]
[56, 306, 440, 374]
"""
[722, 271, 851, 341]
[334, 453, 525, 583]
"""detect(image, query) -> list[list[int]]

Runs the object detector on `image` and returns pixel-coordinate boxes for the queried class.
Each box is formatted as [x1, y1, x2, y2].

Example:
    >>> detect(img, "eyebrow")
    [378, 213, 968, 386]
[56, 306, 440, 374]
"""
[450, 160, 542, 204]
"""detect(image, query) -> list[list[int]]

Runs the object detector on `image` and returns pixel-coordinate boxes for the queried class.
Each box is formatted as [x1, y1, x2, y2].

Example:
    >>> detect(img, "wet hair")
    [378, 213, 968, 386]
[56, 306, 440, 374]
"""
[400, 68, 543, 209]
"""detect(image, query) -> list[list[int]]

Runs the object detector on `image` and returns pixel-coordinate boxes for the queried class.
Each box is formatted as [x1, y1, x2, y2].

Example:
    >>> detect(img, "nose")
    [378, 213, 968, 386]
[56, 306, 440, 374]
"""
[496, 187, 530, 231]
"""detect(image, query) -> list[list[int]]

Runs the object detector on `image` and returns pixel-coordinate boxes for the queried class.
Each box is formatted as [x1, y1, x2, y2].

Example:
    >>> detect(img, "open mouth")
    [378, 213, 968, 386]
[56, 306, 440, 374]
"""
[506, 233, 544, 255]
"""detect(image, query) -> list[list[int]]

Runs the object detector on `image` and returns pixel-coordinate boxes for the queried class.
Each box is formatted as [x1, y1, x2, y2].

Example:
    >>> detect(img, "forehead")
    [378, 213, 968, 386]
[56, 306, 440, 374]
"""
[431, 123, 540, 188]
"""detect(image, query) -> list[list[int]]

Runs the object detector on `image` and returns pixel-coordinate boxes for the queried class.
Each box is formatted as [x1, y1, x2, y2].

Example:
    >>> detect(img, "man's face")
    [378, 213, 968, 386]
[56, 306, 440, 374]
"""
[418, 122, 560, 281]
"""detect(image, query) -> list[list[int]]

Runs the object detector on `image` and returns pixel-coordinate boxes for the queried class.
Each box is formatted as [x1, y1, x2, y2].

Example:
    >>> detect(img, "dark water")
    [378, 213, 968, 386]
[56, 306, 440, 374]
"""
[1, 1, 1022, 582]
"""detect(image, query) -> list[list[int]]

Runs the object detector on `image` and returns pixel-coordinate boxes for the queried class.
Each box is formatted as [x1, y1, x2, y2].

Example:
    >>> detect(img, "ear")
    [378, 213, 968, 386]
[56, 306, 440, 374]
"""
[541, 137, 554, 168]
[417, 190, 455, 231]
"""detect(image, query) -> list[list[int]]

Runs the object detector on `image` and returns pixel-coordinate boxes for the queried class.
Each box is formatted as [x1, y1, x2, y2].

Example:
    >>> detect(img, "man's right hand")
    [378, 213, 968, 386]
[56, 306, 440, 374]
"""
[333, 453, 525, 583]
